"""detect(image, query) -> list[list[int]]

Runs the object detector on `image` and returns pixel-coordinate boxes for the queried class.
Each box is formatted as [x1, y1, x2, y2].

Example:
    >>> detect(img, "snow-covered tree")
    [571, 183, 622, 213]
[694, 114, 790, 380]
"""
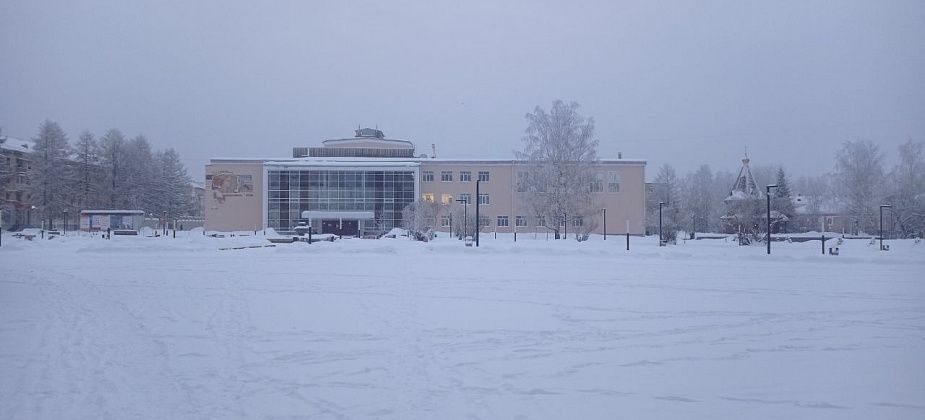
[0, 128, 10, 195]
[886, 139, 925, 237]
[401, 200, 438, 240]
[72, 130, 103, 209]
[99, 129, 126, 208]
[653, 164, 683, 241]
[683, 165, 715, 234]
[773, 166, 795, 226]
[29, 120, 72, 227]
[834, 140, 884, 232]
[155, 148, 194, 218]
[121, 135, 157, 210]
[448, 203, 477, 239]
[517, 100, 599, 239]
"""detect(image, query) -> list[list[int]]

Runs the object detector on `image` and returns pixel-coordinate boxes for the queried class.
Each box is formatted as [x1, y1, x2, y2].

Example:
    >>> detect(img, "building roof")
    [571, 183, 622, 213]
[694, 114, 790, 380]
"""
[0, 135, 34, 154]
[79, 210, 145, 215]
[212, 156, 646, 166]
[724, 152, 762, 201]
[320, 128, 415, 150]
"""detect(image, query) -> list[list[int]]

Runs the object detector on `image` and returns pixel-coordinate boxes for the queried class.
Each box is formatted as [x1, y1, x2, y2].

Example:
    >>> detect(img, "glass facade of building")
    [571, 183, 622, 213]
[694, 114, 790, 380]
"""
[267, 169, 415, 234]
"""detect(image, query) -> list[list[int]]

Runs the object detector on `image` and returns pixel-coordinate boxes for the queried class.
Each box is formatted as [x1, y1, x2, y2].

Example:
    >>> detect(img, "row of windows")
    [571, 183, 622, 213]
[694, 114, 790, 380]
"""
[422, 171, 490, 182]
[421, 193, 489, 205]
[515, 171, 621, 193]
[438, 215, 584, 228]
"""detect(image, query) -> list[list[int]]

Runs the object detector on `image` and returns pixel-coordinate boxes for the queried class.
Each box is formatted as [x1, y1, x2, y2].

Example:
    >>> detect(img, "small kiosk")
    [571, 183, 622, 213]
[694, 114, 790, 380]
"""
[80, 210, 145, 234]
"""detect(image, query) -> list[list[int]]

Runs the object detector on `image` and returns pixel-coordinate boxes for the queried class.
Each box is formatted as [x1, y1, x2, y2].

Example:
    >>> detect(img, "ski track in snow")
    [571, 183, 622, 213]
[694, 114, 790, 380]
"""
[1, 234, 924, 419]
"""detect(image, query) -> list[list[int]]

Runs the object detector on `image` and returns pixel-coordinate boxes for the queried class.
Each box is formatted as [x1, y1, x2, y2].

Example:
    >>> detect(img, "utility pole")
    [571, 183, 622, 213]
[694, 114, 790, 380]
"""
[766, 184, 778, 255]
[475, 180, 480, 247]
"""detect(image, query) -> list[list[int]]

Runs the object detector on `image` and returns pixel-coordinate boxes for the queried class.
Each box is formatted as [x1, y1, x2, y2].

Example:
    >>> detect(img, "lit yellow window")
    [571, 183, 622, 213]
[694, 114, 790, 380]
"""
[422, 193, 434, 203]
[441, 194, 453, 204]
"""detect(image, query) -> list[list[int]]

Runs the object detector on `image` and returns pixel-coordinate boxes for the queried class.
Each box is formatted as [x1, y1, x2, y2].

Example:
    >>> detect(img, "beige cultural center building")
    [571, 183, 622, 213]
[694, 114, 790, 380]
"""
[205, 128, 646, 236]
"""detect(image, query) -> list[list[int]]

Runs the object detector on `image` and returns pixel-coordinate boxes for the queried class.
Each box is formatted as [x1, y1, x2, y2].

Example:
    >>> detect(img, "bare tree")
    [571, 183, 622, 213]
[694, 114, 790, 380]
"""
[122, 135, 157, 210]
[73, 130, 103, 209]
[517, 100, 599, 239]
[29, 120, 72, 228]
[99, 129, 125, 208]
[684, 164, 715, 234]
[654, 164, 683, 241]
[448, 203, 477, 239]
[886, 139, 925, 237]
[834, 140, 884, 232]
[0, 128, 10, 196]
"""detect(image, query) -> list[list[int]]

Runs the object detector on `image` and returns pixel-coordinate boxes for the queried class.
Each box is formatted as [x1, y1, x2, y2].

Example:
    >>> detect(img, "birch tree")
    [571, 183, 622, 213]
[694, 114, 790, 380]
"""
[887, 139, 925, 237]
[834, 140, 884, 232]
[517, 100, 599, 239]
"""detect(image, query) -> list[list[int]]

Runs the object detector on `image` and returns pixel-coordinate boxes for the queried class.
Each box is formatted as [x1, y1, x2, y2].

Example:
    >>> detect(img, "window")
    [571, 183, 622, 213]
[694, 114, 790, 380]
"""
[441, 171, 453, 182]
[459, 171, 471, 182]
[237, 175, 254, 193]
[422, 193, 434, 203]
[573, 216, 584, 227]
[590, 173, 604, 192]
[440, 215, 451, 227]
[479, 216, 491, 227]
[459, 193, 471, 204]
[441, 194, 453, 205]
[608, 171, 621, 192]
[516, 171, 528, 192]
[497, 215, 509, 227]
[536, 215, 546, 227]
[422, 171, 434, 182]
[478, 193, 489, 205]
[515, 215, 527, 227]
[478, 171, 490, 182]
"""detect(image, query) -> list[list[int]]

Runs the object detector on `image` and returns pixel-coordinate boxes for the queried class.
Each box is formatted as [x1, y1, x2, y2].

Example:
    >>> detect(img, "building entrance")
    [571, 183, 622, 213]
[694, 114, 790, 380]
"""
[321, 219, 358, 236]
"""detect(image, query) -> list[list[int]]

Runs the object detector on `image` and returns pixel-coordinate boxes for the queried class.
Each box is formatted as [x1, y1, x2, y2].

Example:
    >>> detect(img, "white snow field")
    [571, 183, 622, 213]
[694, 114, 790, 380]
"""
[1, 232, 923, 419]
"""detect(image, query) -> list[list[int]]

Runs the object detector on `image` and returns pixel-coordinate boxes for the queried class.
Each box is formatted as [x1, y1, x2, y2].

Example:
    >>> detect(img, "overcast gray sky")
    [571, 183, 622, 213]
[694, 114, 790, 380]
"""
[2, 0, 924, 180]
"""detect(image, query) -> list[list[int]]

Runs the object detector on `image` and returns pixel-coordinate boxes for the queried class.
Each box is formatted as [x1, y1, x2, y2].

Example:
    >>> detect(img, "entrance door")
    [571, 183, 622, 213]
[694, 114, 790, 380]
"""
[321, 219, 359, 236]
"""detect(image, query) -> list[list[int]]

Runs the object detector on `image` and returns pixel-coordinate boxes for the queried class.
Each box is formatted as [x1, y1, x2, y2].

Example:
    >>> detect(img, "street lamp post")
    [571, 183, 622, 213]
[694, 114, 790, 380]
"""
[880, 204, 892, 251]
[475, 180, 480, 247]
[602, 208, 606, 240]
[766, 184, 778, 255]
[658, 202, 665, 245]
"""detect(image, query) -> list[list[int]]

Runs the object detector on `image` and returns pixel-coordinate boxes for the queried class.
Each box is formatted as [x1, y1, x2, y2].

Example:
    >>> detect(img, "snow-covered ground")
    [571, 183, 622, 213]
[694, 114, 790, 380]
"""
[1, 232, 923, 419]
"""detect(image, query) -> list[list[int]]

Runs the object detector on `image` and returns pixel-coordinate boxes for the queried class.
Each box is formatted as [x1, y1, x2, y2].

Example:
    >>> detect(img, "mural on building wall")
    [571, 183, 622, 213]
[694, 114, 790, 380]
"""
[209, 171, 255, 204]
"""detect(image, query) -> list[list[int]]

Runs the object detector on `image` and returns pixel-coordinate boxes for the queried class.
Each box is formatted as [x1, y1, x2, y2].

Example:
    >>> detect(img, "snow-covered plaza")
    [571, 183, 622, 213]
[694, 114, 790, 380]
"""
[1, 233, 923, 419]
